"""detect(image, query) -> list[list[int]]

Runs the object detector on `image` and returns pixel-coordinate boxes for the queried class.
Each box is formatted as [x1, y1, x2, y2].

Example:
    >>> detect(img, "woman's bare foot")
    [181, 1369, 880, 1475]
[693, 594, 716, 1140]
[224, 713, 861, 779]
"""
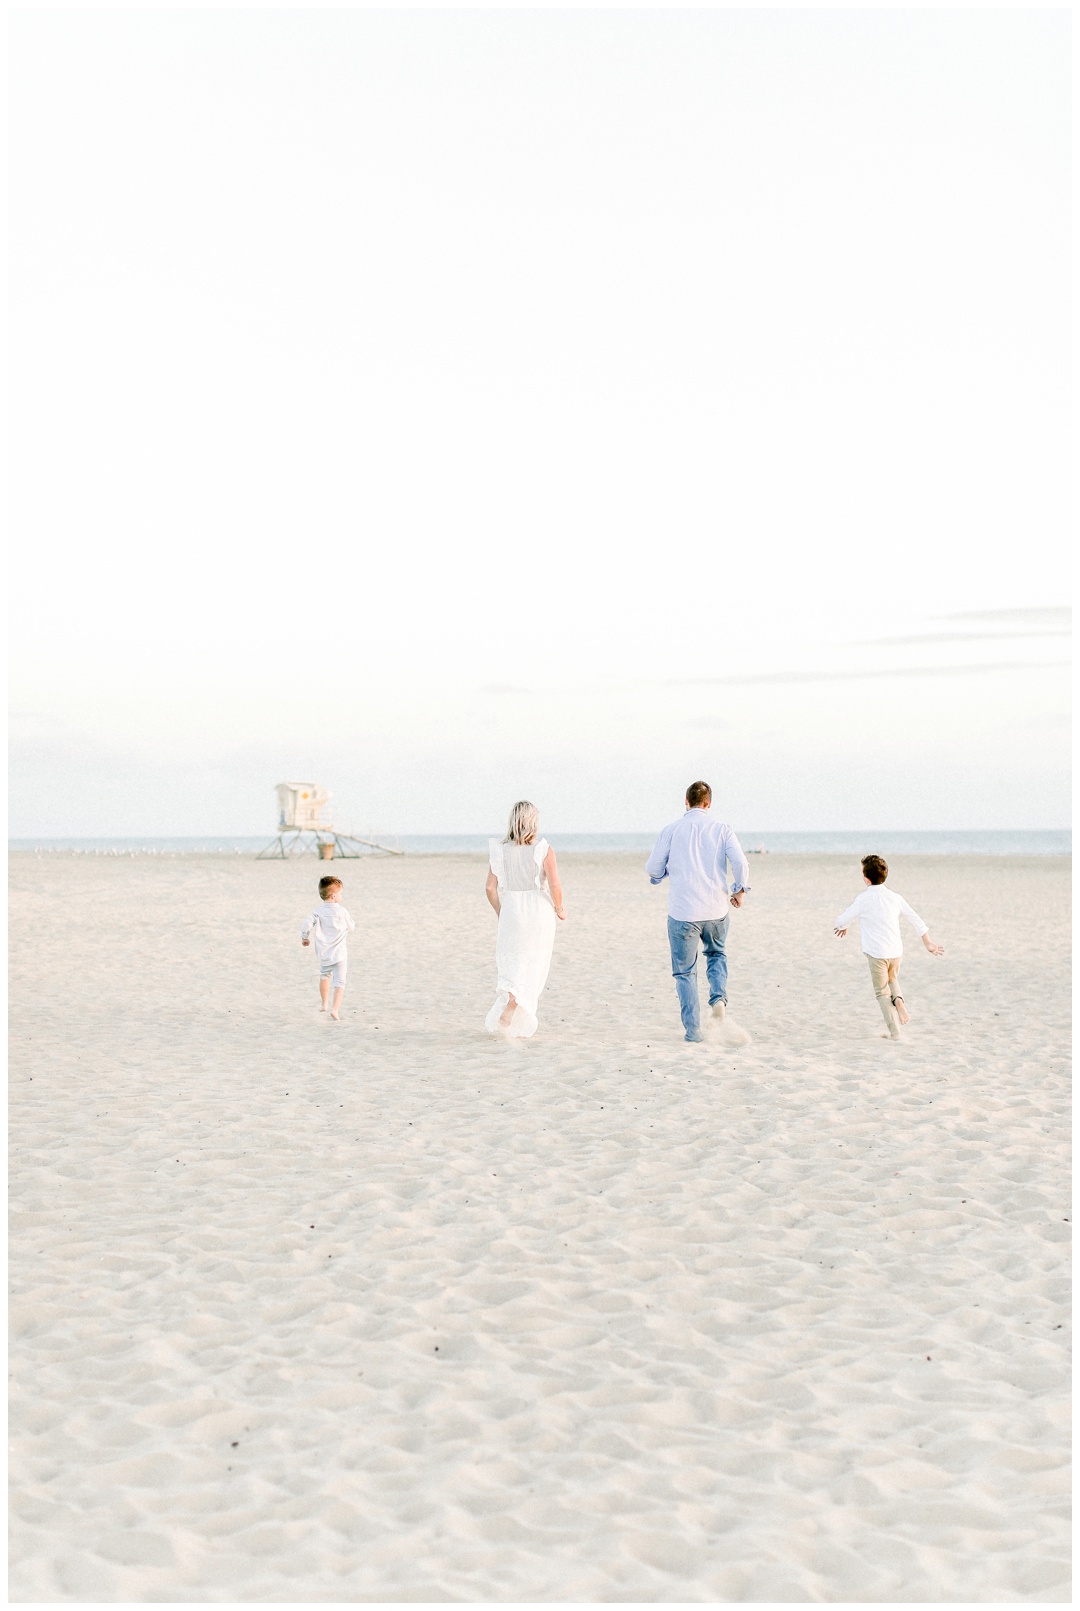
[498, 994, 517, 1028]
[893, 996, 910, 1025]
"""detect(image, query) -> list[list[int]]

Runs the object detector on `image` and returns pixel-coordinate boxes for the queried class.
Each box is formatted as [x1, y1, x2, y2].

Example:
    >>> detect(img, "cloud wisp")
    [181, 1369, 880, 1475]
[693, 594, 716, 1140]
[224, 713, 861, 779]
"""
[670, 605, 1072, 688]
[675, 660, 1070, 687]
[933, 607, 1071, 629]
[847, 629, 1071, 648]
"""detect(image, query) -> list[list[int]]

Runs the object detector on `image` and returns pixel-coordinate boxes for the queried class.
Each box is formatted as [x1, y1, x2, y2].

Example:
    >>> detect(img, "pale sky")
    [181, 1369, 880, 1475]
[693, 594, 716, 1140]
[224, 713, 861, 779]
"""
[9, 7, 1071, 836]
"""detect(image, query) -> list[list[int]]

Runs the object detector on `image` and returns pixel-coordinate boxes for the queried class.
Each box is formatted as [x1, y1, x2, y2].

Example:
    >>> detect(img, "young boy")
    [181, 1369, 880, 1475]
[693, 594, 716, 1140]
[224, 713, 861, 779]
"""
[300, 875, 355, 1021]
[834, 855, 944, 1039]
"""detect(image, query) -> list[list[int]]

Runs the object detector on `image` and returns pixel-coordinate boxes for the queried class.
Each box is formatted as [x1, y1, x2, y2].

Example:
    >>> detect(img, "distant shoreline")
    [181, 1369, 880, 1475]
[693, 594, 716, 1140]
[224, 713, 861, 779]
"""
[8, 831, 1072, 858]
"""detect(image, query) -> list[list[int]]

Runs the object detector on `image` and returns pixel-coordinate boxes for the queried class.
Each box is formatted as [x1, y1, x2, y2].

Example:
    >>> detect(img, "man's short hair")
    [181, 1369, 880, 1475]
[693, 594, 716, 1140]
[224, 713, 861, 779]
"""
[862, 855, 888, 885]
[319, 875, 342, 898]
[686, 780, 712, 809]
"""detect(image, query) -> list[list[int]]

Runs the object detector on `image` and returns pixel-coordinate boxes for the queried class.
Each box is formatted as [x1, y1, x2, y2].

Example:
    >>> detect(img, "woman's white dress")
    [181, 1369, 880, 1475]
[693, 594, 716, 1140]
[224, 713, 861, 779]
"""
[485, 837, 557, 1038]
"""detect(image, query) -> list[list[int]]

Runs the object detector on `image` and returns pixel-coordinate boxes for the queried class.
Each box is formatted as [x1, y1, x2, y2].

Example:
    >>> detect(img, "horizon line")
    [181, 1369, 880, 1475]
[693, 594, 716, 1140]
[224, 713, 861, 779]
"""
[10, 828, 1073, 842]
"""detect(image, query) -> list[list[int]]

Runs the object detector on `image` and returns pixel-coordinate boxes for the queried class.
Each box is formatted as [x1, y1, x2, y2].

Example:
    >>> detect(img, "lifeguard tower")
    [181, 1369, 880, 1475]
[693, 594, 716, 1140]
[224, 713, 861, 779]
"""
[257, 782, 403, 859]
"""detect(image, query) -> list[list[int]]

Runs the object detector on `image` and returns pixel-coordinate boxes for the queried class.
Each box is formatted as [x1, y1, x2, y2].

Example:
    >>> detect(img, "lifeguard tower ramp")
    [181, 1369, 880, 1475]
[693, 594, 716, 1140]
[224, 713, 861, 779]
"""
[257, 782, 402, 859]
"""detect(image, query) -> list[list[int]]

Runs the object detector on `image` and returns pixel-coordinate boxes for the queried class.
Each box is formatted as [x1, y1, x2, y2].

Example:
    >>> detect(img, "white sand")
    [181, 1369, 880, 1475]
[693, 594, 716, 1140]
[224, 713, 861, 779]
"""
[9, 850, 1070, 1602]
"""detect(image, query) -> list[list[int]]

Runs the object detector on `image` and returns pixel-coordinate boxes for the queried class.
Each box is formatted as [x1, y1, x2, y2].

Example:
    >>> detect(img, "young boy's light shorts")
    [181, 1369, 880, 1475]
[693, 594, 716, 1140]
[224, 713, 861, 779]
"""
[319, 959, 347, 989]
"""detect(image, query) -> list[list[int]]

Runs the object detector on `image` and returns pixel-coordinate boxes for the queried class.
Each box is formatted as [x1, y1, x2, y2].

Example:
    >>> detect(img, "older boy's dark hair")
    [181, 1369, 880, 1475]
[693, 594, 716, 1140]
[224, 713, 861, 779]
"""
[862, 854, 888, 885]
[686, 780, 712, 809]
[319, 875, 342, 898]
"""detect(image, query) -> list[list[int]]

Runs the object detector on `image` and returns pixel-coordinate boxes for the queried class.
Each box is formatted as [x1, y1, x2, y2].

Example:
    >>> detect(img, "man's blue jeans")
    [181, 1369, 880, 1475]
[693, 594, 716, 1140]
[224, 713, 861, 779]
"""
[667, 916, 729, 1040]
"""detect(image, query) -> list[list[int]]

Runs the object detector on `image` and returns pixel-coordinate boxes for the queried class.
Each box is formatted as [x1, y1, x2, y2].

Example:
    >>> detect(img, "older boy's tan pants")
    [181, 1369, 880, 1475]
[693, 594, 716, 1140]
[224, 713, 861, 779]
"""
[867, 956, 902, 1031]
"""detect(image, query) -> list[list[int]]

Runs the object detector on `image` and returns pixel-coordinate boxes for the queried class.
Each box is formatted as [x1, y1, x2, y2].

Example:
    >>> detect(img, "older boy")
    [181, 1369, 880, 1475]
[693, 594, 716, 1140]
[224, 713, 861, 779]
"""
[834, 854, 944, 1038]
[300, 875, 355, 1021]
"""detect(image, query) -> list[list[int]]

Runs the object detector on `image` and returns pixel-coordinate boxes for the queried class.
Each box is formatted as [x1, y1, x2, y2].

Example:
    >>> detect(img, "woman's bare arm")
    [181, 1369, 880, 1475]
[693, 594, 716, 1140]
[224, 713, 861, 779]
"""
[485, 869, 501, 916]
[544, 847, 566, 919]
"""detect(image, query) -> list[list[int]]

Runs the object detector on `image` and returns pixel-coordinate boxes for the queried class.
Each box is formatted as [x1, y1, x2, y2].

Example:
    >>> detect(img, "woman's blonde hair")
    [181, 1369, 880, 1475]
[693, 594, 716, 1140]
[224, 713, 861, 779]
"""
[504, 800, 539, 845]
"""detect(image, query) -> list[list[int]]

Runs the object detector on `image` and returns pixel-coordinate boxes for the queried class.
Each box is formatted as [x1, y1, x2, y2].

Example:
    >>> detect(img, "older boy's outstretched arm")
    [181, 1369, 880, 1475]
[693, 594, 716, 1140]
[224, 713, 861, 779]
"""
[898, 895, 943, 954]
[833, 896, 860, 938]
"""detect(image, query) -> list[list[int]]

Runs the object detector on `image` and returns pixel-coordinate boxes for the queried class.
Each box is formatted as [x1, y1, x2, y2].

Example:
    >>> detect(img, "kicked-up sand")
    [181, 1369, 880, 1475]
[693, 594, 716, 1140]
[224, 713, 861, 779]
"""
[8, 849, 1070, 1602]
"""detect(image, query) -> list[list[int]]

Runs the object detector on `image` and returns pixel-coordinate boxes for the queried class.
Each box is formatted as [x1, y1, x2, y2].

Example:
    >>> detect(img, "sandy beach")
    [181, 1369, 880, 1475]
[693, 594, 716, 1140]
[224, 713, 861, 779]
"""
[9, 849, 1070, 1602]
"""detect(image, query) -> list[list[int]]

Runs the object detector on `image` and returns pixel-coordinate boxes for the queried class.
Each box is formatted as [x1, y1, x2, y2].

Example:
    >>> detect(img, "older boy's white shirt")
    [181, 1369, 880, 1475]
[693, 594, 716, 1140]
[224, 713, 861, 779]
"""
[300, 904, 355, 963]
[835, 886, 927, 958]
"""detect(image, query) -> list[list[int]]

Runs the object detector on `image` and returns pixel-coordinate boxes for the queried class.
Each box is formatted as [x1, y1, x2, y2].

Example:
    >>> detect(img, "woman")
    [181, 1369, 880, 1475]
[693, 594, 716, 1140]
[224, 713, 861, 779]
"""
[485, 800, 566, 1038]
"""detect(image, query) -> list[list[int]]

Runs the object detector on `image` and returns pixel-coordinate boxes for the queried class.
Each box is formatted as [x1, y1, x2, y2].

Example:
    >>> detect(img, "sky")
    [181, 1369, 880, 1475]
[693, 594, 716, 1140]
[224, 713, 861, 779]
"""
[9, 7, 1071, 837]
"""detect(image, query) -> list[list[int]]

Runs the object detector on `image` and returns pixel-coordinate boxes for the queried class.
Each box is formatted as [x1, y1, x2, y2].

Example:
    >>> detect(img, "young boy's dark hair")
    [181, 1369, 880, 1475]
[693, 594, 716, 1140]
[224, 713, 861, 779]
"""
[686, 780, 712, 809]
[319, 875, 343, 899]
[862, 854, 888, 885]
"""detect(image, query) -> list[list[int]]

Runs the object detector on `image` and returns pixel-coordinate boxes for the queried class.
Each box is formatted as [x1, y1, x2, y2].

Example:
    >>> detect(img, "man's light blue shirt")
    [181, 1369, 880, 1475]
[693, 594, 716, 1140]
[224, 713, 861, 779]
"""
[646, 809, 750, 921]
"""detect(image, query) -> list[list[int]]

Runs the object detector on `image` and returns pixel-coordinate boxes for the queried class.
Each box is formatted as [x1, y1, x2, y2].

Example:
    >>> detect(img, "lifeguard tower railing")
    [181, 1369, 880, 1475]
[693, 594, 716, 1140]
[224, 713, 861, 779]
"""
[257, 830, 403, 860]
[257, 781, 403, 858]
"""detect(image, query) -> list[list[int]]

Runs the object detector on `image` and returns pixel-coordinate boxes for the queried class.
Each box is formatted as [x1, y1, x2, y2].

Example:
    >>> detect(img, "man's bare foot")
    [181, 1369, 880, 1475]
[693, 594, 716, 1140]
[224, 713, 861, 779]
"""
[893, 997, 910, 1025]
[711, 1001, 726, 1021]
[720, 1018, 752, 1046]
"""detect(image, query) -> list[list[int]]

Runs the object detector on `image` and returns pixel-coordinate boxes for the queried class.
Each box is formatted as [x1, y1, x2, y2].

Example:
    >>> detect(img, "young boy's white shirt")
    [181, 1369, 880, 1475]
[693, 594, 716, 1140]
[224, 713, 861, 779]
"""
[834, 885, 928, 958]
[299, 903, 355, 963]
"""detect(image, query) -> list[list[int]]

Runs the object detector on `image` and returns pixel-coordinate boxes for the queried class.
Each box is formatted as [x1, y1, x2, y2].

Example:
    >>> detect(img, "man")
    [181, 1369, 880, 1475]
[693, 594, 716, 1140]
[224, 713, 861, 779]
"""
[646, 780, 750, 1043]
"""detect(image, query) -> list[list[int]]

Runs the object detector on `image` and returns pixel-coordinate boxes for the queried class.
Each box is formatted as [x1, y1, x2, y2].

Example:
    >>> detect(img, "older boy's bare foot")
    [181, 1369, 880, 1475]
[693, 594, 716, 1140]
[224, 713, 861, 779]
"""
[893, 997, 910, 1025]
[883, 1027, 902, 1040]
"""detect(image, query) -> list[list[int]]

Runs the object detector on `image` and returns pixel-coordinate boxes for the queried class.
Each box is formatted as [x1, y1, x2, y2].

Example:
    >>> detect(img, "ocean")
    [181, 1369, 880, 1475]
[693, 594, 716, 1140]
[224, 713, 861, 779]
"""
[9, 831, 1071, 857]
